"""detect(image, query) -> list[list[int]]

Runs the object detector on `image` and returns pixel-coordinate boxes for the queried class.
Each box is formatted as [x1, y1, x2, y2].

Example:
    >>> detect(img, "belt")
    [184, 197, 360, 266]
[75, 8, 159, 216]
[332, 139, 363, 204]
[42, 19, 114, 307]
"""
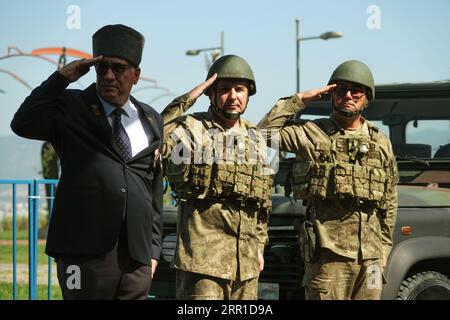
[205, 196, 260, 209]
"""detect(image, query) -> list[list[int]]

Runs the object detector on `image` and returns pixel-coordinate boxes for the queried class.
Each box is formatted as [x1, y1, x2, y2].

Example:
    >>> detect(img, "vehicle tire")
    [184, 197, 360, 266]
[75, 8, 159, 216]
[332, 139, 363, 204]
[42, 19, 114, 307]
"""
[397, 271, 450, 300]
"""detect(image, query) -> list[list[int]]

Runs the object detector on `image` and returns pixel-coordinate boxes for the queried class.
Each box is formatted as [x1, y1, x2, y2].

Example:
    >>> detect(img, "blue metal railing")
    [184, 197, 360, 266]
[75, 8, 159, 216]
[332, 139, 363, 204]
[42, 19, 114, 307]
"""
[1, 178, 172, 300]
[0, 179, 58, 300]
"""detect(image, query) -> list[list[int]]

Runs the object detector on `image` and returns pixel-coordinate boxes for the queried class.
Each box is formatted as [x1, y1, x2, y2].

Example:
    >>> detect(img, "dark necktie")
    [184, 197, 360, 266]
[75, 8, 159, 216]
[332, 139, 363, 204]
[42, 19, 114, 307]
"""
[112, 108, 132, 161]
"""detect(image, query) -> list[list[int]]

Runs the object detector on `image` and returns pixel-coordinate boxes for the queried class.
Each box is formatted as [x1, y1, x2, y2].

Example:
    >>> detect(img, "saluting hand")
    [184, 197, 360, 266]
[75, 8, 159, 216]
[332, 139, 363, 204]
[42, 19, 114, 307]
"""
[297, 84, 337, 104]
[258, 251, 264, 273]
[59, 56, 103, 83]
[382, 255, 387, 272]
[151, 258, 158, 278]
[186, 73, 218, 101]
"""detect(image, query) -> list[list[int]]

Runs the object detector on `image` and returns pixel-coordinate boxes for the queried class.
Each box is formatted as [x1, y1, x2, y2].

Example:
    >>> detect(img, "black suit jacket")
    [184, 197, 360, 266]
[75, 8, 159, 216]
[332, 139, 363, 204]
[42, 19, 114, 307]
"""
[11, 71, 163, 265]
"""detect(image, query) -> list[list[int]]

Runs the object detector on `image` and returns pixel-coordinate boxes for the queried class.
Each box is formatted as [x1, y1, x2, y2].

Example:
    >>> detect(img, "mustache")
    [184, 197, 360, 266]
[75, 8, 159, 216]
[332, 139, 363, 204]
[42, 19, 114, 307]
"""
[99, 82, 117, 87]
[223, 104, 240, 108]
[338, 100, 357, 109]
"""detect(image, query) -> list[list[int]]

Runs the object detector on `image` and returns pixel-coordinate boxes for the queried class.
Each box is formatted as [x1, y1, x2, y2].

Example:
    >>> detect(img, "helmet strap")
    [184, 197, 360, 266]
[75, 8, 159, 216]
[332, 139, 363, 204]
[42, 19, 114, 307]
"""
[332, 96, 368, 118]
[212, 103, 242, 120]
[333, 104, 361, 118]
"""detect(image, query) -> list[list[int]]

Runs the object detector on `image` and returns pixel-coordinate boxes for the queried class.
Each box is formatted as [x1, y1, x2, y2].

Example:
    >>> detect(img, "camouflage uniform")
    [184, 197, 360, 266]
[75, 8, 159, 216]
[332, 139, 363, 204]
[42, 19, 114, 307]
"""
[162, 94, 272, 300]
[258, 95, 398, 300]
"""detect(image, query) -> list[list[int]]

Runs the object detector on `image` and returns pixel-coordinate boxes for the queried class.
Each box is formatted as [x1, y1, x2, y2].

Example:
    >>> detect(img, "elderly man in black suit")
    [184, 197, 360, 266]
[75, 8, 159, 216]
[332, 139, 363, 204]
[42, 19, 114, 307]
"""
[11, 24, 163, 300]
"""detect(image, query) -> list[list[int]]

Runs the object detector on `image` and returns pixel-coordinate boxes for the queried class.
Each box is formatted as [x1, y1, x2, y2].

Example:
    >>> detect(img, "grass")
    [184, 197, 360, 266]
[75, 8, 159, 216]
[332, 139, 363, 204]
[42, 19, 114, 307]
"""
[0, 194, 177, 301]
[0, 282, 62, 300]
[0, 243, 51, 265]
[0, 229, 29, 241]
[1, 240, 61, 300]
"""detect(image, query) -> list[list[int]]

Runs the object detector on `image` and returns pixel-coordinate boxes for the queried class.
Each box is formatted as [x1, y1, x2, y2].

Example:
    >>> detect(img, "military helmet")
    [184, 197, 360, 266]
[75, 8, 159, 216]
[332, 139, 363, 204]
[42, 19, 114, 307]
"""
[205, 54, 256, 96]
[328, 60, 375, 100]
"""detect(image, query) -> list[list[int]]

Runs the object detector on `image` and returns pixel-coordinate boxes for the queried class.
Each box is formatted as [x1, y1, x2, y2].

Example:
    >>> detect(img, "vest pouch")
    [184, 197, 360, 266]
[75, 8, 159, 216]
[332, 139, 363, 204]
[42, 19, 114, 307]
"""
[292, 161, 313, 199]
[366, 153, 382, 168]
[334, 163, 354, 197]
[299, 220, 320, 263]
[234, 164, 253, 197]
[370, 168, 386, 201]
[166, 161, 190, 190]
[353, 165, 371, 200]
[214, 163, 235, 196]
[190, 164, 212, 198]
[249, 163, 271, 202]
[309, 163, 333, 199]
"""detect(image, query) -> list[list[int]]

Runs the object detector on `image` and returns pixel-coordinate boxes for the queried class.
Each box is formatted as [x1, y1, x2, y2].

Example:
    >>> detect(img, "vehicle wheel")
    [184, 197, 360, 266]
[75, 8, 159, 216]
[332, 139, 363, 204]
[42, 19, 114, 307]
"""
[397, 271, 450, 300]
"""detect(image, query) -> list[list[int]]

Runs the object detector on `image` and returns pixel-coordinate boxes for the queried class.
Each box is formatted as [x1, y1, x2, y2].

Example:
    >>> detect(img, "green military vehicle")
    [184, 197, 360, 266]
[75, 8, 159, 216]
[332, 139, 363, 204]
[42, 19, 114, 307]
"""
[150, 81, 450, 300]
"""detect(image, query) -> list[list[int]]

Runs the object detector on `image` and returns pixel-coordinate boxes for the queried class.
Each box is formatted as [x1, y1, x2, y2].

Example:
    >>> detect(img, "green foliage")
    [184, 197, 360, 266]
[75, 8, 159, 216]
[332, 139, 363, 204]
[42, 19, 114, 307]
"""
[163, 184, 175, 207]
[1, 214, 49, 239]
[0, 243, 50, 265]
[41, 142, 59, 179]
[1, 215, 28, 232]
[0, 242, 61, 300]
[0, 229, 28, 241]
[0, 283, 62, 300]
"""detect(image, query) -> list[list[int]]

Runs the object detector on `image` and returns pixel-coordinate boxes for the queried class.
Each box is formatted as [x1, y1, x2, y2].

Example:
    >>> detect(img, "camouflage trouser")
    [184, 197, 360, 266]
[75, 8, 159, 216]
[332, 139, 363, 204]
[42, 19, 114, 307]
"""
[303, 248, 383, 300]
[176, 269, 258, 300]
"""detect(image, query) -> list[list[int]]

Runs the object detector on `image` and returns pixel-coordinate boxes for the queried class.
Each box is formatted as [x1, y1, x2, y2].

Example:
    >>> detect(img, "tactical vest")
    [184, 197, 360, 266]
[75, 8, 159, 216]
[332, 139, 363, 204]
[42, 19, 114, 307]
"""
[166, 113, 273, 212]
[289, 118, 394, 212]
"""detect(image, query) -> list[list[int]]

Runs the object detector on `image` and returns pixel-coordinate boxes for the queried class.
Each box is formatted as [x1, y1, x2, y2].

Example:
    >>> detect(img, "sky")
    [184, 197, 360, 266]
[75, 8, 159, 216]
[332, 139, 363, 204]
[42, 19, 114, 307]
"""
[0, 0, 449, 138]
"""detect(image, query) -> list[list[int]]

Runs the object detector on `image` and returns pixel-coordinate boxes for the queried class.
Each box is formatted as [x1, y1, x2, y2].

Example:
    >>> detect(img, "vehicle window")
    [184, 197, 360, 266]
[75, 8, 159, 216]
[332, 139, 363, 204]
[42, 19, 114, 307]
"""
[406, 120, 450, 158]
[370, 120, 389, 137]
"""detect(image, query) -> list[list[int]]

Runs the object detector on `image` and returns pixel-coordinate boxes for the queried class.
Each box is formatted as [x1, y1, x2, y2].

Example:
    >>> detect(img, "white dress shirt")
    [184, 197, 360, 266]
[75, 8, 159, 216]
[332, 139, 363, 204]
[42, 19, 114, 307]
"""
[99, 96, 150, 157]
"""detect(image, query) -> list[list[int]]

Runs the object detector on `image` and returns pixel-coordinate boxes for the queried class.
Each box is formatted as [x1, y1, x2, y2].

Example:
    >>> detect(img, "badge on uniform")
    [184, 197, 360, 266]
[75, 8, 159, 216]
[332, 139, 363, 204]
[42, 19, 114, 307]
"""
[90, 104, 101, 116]
[359, 143, 369, 154]
[153, 148, 163, 170]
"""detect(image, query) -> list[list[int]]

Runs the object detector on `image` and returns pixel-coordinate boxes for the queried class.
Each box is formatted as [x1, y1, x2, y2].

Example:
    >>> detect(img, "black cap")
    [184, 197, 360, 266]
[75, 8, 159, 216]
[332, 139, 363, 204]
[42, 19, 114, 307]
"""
[92, 24, 145, 67]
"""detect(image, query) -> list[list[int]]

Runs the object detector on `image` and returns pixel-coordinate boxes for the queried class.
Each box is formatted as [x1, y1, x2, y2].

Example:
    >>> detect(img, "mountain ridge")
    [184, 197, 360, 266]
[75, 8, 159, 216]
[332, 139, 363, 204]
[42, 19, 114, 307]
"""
[0, 135, 43, 180]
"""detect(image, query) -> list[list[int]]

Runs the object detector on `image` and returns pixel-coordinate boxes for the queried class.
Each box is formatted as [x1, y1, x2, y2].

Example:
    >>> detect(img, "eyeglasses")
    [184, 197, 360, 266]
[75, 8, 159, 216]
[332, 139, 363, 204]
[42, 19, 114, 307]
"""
[95, 62, 132, 76]
[334, 85, 366, 100]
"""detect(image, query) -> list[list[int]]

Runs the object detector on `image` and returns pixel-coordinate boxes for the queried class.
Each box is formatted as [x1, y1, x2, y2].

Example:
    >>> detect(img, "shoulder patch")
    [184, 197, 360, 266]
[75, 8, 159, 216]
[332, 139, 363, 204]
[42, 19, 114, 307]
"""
[365, 119, 385, 142]
[190, 112, 210, 121]
[189, 112, 215, 130]
[285, 118, 309, 126]
[242, 118, 257, 130]
[173, 114, 189, 124]
[312, 118, 340, 136]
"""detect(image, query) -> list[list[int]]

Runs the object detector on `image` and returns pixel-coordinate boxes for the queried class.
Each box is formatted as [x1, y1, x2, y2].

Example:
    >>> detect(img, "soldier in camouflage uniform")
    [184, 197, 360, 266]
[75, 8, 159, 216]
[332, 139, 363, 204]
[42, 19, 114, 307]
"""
[161, 55, 272, 300]
[258, 60, 398, 300]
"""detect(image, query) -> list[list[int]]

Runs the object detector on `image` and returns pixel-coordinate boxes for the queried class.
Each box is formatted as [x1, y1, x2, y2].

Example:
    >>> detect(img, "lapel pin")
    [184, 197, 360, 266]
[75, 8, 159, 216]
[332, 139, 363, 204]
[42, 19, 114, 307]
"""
[154, 149, 163, 170]
[90, 104, 101, 116]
